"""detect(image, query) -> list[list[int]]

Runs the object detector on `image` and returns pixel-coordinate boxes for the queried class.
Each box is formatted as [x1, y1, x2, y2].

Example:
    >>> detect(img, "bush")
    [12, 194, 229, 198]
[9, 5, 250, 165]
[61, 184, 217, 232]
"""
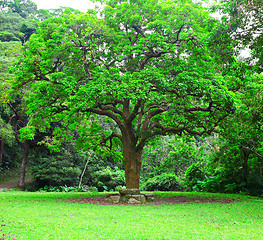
[188, 168, 263, 195]
[115, 185, 125, 192]
[185, 162, 205, 191]
[31, 155, 81, 187]
[93, 166, 125, 192]
[142, 173, 182, 191]
[194, 175, 224, 192]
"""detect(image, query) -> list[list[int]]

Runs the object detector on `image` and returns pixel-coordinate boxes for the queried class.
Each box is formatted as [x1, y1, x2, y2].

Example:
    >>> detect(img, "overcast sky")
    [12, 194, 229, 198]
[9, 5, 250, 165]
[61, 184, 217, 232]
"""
[31, 0, 97, 12]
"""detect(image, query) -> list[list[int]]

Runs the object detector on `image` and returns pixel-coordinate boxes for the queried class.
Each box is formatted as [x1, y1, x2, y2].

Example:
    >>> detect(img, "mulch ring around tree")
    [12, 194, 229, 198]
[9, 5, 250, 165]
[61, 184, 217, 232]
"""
[67, 195, 238, 205]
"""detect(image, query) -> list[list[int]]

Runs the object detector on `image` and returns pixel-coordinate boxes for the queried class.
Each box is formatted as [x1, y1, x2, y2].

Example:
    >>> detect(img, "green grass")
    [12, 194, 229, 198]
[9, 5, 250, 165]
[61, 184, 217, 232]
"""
[0, 191, 262, 240]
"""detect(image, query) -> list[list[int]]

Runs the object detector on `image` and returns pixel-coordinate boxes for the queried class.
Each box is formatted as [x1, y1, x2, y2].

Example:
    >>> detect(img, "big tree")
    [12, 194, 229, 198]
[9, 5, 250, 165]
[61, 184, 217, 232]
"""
[10, 0, 235, 189]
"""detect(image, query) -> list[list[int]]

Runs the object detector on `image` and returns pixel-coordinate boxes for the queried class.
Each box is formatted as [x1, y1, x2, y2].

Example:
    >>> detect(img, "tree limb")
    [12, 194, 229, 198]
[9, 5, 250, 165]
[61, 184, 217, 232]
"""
[101, 131, 123, 149]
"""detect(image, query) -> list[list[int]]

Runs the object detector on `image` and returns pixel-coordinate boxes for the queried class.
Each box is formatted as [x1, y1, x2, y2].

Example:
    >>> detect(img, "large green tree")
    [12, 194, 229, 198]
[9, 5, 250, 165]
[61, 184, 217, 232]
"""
[10, 0, 235, 189]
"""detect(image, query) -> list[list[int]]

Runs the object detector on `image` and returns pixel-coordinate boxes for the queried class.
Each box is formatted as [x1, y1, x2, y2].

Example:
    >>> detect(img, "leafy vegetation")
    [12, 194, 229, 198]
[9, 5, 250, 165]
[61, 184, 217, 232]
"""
[142, 173, 182, 191]
[0, 0, 262, 197]
[6, 0, 236, 190]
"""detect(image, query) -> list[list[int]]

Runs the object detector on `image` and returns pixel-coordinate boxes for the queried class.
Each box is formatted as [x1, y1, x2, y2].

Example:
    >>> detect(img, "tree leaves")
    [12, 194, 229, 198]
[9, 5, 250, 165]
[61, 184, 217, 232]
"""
[9, 1, 235, 152]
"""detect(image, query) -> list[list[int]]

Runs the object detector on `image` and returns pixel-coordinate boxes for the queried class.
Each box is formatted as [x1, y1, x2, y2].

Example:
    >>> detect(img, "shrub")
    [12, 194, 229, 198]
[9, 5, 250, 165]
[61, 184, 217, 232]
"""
[185, 162, 205, 191]
[142, 173, 182, 191]
[31, 155, 81, 187]
[195, 175, 223, 192]
[93, 166, 125, 192]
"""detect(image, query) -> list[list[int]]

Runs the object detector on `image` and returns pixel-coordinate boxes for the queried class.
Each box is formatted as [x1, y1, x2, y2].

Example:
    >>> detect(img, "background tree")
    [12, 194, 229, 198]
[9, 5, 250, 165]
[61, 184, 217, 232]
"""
[205, 70, 263, 194]
[0, 41, 20, 166]
[0, 0, 39, 43]
[0, 1, 84, 187]
[201, 0, 263, 195]
[10, 0, 235, 190]
[213, 0, 263, 70]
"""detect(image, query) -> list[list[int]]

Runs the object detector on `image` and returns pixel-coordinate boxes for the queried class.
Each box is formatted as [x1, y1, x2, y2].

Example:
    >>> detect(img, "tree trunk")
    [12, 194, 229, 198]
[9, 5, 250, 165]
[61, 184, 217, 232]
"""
[19, 141, 29, 187]
[0, 138, 4, 164]
[123, 140, 142, 189]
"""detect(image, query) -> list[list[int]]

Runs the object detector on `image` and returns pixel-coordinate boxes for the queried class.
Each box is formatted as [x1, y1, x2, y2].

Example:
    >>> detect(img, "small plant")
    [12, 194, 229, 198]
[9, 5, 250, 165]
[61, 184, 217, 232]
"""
[79, 186, 98, 192]
[197, 175, 223, 192]
[38, 185, 78, 192]
[225, 183, 238, 193]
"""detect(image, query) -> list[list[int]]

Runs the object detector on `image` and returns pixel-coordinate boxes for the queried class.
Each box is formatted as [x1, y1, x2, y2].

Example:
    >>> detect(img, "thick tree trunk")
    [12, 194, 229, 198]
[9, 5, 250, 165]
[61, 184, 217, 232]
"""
[123, 140, 142, 189]
[19, 141, 29, 187]
[0, 138, 4, 164]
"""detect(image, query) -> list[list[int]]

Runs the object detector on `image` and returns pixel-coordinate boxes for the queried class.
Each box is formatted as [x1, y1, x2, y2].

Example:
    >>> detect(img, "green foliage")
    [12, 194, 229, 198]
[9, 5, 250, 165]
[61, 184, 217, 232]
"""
[0, 11, 24, 41]
[8, 1, 235, 190]
[1, 0, 38, 19]
[38, 185, 77, 192]
[142, 173, 182, 191]
[34, 185, 99, 193]
[185, 162, 205, 191]
[186, 164, 263, 196]
[247, 174, 263, 196]
[93, 166, 125, 192]
[195, 175, 224, 193]
[0, 30, 19, 41]
[141, 135, 199, 179]
[6, 0, 263, 192]
[216, 0, 263, 71]
[30, 153, 81, 187]
[0, 118, 15, 145]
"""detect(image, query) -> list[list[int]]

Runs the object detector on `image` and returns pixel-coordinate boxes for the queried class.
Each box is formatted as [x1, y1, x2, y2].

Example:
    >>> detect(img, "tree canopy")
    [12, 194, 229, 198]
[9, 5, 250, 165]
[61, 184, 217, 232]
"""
[9, 0, 236, 189]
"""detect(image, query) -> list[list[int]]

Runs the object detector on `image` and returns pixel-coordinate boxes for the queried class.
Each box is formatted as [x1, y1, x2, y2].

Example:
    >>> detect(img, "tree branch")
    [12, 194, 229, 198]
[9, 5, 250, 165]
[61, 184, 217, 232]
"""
[127, 99, 142, 124]
[97, 101, 125, 119]
[84, 107, 125, 132]
[101, 131, 123, 149]
[186, 102, 213, 113]
[141, 105, 169, 133]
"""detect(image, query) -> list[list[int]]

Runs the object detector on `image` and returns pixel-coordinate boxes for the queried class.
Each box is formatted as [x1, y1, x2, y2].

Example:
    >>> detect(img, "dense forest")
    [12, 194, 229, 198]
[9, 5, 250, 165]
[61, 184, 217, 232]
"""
[0, 0, 262, 196]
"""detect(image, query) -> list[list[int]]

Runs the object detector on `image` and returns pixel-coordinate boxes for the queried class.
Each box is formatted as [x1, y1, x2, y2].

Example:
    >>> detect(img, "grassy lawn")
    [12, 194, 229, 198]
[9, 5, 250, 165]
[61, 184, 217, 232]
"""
[0, 191, 262, 240]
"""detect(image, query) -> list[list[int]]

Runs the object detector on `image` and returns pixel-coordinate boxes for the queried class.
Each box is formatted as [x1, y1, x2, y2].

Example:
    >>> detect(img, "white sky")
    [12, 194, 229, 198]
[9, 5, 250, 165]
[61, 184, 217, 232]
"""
[31, 0, 97, 12]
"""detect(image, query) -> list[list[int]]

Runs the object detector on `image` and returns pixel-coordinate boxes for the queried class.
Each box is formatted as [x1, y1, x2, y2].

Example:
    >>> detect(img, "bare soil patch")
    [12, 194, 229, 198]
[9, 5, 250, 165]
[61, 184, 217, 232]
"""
[67, 195, 238, 205]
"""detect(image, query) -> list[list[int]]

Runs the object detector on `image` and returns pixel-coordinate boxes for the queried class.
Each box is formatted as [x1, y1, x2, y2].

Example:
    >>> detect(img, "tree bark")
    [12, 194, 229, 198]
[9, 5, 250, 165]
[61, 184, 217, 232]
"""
[123, 140, 142, 189]
[19, 141, 29, 187]
[0, 138, 4, 164]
